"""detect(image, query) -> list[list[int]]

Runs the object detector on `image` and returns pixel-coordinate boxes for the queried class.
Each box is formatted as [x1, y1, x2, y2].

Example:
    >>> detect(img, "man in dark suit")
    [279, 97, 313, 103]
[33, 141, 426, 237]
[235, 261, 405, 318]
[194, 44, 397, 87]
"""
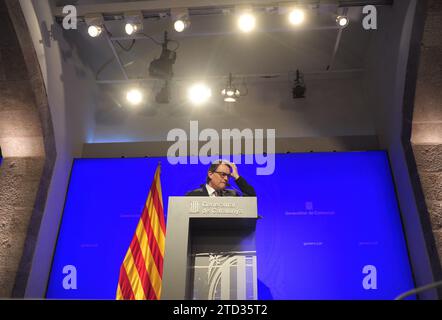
[186, 160, 256, 197]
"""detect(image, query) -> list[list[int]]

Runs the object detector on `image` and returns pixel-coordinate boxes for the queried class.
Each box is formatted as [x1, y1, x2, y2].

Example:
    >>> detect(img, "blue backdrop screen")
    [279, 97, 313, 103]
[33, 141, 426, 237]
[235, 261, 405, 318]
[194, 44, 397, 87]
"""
[46, 152, 415, 299]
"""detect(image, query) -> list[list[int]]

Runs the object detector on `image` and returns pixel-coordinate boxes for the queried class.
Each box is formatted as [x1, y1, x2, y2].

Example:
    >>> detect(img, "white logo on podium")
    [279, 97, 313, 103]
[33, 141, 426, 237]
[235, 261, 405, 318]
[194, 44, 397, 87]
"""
[190, 201, 199, 213]
[192, 251, 257, 300]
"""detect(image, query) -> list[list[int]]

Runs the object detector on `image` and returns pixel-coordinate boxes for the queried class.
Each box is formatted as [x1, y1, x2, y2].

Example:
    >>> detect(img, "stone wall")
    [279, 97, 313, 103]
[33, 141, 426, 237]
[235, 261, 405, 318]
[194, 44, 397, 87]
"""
[413, 144, 442, 261]
[411, 0, 442, 265]
[0, 0, 55, 297]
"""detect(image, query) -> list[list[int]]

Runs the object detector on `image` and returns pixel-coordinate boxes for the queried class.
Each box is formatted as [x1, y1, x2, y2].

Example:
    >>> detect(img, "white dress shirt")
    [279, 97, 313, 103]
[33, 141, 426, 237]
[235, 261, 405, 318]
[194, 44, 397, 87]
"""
[205, 184, 218, 197]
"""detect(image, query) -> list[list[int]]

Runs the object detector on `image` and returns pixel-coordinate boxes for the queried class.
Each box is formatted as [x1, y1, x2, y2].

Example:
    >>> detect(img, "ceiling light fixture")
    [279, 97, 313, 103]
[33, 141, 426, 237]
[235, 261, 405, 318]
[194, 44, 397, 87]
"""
[85, 14, 104, 38]
[292, 69, 306, 99]
[126, 88, 143, 106]
[188, 83, 212, 106]
[124, 11, 143, 35]
[236, 6, 256, 33]
[174, 19, 187, 32]
[149, 31, 177, 80]
[172, 8, 190, 33]
[155, 80, 171, 104]
[288, 8, 305, 26]
[336, 15, 349, 28]
[221, 73, 241, 103]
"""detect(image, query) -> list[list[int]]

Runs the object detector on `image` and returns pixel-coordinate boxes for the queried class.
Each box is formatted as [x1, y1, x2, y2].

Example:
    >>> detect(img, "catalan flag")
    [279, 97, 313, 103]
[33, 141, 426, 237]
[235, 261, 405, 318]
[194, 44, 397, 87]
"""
[116, 163, 166, 300]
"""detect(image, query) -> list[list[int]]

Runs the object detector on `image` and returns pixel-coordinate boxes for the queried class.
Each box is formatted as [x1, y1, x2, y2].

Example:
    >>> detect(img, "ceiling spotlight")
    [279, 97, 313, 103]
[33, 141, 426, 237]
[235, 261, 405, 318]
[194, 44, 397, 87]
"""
[174, 19, 188, 32]
[221, 73, 241, 103]
[125, 23, 139, 35]
[85, 14, 104, 38]
[188, 83, 212, 106]
[124, 11, 143, 35]
[88, 25, 102, 38]
[125, 23, 135, 35]
[336, 15, 349, 28]
[288, 9, 305, 26]
[172, 8, 190, 33]
[155, 80, 171, 104]
[292, 70, 306, 99]
[149, 31, 177, 80]
[236, 6, 256, 33]
[238, 13, 256, 32]
[126, 88, 143, 106]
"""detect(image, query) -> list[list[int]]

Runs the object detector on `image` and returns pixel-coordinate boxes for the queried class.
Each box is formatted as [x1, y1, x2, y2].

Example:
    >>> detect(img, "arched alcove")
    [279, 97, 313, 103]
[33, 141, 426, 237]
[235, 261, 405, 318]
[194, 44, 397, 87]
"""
[0, 0, 55, 297]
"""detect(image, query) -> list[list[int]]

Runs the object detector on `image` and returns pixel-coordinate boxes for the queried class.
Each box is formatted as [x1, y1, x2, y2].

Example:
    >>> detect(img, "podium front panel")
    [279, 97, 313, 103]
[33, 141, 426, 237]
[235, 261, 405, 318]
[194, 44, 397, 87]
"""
[162, 197, 258, 300]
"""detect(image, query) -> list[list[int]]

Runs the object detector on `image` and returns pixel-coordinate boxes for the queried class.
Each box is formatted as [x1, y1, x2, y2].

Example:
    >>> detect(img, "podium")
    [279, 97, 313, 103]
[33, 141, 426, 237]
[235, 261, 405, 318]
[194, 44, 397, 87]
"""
[161, 196, 258, 300]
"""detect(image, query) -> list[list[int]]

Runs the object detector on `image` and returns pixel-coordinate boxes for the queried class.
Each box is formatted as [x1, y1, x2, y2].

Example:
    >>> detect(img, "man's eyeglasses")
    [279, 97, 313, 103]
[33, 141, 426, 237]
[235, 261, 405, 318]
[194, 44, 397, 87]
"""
[214, 171, 231, 178]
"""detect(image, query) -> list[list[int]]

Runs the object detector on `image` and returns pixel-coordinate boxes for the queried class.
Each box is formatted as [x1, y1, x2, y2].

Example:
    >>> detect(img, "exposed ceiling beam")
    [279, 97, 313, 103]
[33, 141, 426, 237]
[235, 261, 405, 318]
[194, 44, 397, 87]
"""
[53, 0, 393, 18]
[95, 69, 365, 85]
[108, 25, 340, 41]
[103, 32, 129, 80]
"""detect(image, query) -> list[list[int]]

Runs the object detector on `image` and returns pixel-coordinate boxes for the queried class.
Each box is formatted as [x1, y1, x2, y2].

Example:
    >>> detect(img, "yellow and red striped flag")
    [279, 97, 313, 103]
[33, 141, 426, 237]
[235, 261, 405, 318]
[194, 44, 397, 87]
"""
[116, 163, 166, 300]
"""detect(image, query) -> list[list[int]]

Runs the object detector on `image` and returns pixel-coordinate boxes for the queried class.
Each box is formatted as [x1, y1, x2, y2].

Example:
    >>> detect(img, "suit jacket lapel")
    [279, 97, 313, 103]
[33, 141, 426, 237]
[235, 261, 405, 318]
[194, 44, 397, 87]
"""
[201, 184, 210, 196]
